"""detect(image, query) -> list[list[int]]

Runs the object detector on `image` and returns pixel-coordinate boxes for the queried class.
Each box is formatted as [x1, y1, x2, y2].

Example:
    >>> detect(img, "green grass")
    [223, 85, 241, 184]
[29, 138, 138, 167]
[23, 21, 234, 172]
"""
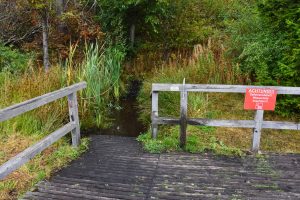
[253, 183, 280, 190]
[138, 125, 244, 156]
[254, 155, 278, 177]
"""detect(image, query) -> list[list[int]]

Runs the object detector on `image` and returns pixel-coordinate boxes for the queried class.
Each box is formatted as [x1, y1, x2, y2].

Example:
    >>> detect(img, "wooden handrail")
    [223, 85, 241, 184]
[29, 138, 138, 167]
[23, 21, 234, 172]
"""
[0, 82, 87, 180]
[152, 83, 300, 94]
[0, 82, 86, 123]
[151, 81, 300, 152]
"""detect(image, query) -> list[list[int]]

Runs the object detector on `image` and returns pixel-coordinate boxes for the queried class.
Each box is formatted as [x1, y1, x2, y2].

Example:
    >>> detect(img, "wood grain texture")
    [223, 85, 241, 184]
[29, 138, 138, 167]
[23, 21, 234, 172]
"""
[68, 92, 80, 147]
[152, 83, 300, 95]
[180, 79, 187, 147]
[154, 117, 300, 130]
[252, 110, 264, 152]
[0, 123, 76, 180]
[151, 91, 159, 139]
[0, 82, 87, 123]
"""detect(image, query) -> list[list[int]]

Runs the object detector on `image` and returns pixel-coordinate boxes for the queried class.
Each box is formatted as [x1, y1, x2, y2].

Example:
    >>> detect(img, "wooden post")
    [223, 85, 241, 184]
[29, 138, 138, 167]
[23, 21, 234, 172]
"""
[68, 92, 80, 147]
[180, 79, 188, 148]
[252, 110, 264, 153]
[151, 91, 159, 139]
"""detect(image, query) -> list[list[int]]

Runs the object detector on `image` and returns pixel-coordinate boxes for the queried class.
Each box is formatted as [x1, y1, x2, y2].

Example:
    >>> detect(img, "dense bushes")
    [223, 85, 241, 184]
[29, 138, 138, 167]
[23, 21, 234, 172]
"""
[223, 0, 300, 115]
[259, 0, 300, 86]
[0, 43, 32, 73]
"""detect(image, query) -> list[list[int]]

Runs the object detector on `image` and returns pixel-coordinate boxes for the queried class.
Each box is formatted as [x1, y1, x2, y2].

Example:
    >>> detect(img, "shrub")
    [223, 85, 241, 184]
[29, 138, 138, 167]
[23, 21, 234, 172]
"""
[0, 43, 32, 73]
[224, 0, 300, 115]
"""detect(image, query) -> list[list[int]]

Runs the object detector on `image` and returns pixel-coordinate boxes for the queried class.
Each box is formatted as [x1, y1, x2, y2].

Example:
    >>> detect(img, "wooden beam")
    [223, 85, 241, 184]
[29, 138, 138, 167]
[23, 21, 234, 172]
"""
[0, 122, 76, 180]
[152, 83, 300, 95]
[180, 79, 187, 148]
[68, 92, 80, 147]
[188, 118, 255, 128]
[0, 82, 87, 123]
[151, 91, 159, 139]
[262, 121, 299, 130]
[252, 110, 264, 152]
[154, 117, 300, 130]
[153, 117, 180, 125]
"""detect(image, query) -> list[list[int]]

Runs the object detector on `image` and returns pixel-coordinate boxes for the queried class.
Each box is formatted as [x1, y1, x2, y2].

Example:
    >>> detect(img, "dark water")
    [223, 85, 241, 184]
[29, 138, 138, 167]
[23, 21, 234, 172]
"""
[83, 80, 147, 137]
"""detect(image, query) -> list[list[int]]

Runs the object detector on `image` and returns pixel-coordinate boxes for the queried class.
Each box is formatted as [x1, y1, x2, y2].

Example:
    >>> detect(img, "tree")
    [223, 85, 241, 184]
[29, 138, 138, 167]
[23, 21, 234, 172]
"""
[0, 1, 41, 46]
[96, 0, 226, 53]
[27, 0, 54, 71]
[55, 0, 67, 34]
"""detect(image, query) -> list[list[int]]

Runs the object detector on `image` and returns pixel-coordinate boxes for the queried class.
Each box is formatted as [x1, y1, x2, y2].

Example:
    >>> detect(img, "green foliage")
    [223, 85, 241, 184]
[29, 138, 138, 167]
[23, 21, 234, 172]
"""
[0, 43, 32, 73]
[224, 0, 300, 115]
[137, 129, 179, 153]
[258, 0, 300, 84]
[27, 0, 53, 9]
[137, 126, 244, 156]
[257, 0, 300, 115]
[146, 0, 226, 49]
[95, 0, 231, 51]
[79, 42, 125, 127]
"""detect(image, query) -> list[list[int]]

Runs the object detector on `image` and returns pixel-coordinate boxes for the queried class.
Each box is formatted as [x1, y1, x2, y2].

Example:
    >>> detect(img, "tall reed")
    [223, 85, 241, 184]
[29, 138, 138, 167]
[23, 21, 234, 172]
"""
[79, 43, 125, 127]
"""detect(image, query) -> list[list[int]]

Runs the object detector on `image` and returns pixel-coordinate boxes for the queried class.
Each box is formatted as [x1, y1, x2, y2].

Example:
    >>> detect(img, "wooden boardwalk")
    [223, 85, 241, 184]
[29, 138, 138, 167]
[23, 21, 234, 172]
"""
[23, 135, 300, 200]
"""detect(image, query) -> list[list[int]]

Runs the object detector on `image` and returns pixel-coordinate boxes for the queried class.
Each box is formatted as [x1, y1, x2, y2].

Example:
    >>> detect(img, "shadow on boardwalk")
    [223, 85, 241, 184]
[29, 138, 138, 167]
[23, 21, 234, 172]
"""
[23, 135, 300, 200]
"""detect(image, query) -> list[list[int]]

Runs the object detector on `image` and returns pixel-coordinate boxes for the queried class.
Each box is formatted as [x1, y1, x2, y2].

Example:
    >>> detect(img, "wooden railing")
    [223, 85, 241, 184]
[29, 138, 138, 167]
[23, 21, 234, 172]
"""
[0, 82, 87, 180]
[151, 80, 300, 152]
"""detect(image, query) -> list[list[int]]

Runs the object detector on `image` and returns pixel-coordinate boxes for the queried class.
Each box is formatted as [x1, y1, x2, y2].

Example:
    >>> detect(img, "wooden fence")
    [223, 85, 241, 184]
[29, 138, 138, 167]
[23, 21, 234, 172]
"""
[151, 80, 300, 152]
[0, 82, 87, 180]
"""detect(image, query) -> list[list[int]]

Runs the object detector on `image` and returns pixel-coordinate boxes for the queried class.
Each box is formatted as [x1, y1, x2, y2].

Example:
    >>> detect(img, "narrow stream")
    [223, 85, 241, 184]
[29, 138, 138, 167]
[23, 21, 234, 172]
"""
[84, 80, 147, 137]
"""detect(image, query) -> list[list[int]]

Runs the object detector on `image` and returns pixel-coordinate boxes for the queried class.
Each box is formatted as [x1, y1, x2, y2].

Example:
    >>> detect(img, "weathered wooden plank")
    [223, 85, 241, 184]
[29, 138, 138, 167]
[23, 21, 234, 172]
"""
[180, 79, 187, 148]
[154, 117, 300, 130]
[68, 92, 80, 147]
[188, 118, 255, 128]
[154, 117, 254, 128]
[0, 122, 76, 180]
[153, 117, 180, 125]
[252, 110, 264, 152]
[262, 121, 300, 130]
[151, 91, 159, 139]
[0, 82, 87, 123]
[152, 83, 300, 95]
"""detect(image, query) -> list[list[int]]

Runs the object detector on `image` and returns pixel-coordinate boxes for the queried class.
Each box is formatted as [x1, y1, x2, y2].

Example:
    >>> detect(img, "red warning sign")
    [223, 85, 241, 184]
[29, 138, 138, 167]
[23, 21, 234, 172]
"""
[244, 88, 277, 111]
